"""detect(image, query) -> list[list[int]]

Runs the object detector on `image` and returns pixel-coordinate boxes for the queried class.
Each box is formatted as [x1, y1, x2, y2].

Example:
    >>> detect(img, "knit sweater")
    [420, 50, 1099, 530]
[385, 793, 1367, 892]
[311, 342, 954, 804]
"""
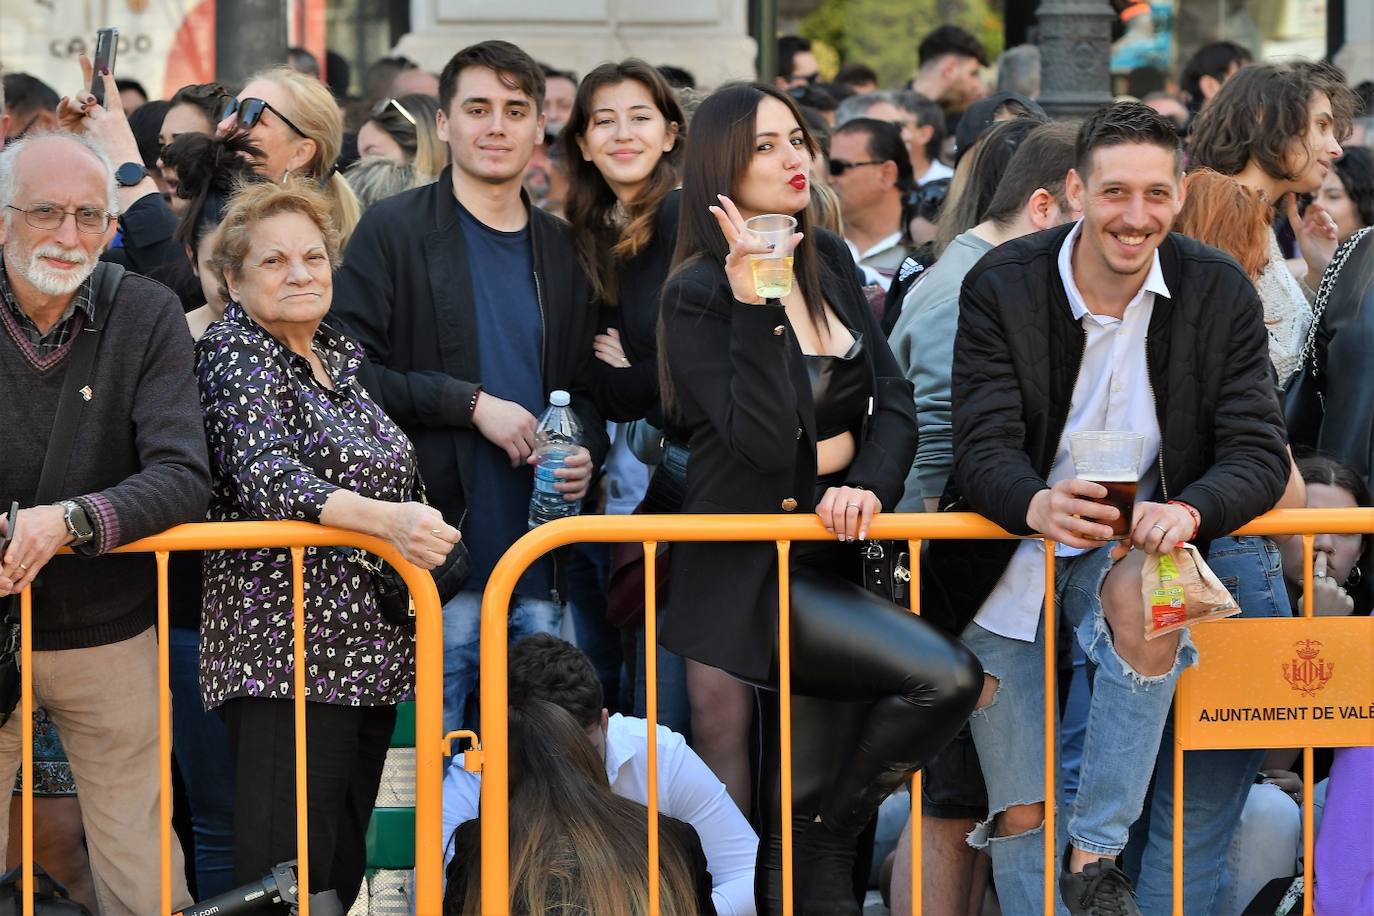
[0, 262, 210, 650]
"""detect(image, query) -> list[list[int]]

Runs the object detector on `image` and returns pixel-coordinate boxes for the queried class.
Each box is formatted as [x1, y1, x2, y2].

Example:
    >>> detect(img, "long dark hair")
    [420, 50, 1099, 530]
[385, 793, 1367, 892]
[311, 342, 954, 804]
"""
[160, 131, 266, 255]
[1333, 146, 1374, 230]
[658, 83, 827, 413]
[1295, 450, 1374, 614]
[562, 59, 686, 306]
[444, 701, 703, 916]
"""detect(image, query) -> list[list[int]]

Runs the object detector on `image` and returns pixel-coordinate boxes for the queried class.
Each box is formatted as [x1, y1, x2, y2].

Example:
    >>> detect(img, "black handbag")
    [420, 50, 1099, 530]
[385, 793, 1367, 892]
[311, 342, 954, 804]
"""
[860, 539, 911, 607]
[0, 863, 94, 915]
[351, 538, 470, 629]
[0, 264, 123, 730]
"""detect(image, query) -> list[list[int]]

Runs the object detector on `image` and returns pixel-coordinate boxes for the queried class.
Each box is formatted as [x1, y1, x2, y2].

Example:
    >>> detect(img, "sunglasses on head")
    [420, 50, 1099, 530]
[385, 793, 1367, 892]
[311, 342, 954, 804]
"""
[828, 158, 885, 178]
[370, 96, 416, 126]
[220, 97, 308, 140]
[905, 179, 950, 220]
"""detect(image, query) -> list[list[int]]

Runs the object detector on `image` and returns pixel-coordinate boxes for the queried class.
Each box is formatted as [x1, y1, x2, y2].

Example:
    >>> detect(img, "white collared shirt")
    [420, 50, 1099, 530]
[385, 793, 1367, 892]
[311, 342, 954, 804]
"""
[919, 159, 954, 185]
[846, 232, 906, 290]
[973, 220, 1168, 641]
[443, 713, 759, 915]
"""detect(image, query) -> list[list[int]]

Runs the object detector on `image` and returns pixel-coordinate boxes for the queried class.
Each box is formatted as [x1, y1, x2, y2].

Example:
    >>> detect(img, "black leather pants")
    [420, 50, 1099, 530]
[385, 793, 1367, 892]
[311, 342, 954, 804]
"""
[749, 545, 982, 914]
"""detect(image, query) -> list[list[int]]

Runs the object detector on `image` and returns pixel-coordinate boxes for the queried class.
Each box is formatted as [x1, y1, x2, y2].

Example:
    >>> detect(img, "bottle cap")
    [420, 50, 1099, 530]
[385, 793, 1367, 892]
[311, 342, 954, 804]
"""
[549, 390, 571, 408]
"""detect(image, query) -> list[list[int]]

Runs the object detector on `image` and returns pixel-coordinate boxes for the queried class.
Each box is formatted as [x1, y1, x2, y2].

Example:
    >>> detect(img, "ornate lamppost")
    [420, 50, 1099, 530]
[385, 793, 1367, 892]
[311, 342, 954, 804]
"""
[1036, 0, 1116, 119]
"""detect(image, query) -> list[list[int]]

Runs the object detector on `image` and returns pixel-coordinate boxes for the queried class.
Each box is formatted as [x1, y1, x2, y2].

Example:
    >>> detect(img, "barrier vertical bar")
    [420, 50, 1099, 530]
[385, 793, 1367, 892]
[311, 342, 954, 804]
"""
[1301, 534, 1314, 916]
[479, 561, 515, 915]
[1172, 711, 1183, 916]
[20, 587, 32, 916]
[644, 541, 661, 916]
[777, 541, 794, 916]
[412, 571, 444, 916]
[1042, 543, 1057, 916]
[291, 547, 310, 916]
[156, 551, 173, 914]
[908, 538, 922, 916]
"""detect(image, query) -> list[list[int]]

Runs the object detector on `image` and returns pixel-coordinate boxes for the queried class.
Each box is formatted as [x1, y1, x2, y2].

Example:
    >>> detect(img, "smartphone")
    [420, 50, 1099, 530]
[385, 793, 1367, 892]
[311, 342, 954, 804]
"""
[90, 28, 119, 107]
[0, 502, 18, 558]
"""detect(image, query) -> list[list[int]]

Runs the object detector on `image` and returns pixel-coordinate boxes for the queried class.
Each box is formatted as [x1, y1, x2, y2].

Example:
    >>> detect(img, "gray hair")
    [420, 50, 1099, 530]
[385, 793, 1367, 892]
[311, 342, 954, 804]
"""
[344, 155, 418, 211]
[835, 90, 898, 128]
[996, 45, 1041, 98]
[0, 131, 120, 224]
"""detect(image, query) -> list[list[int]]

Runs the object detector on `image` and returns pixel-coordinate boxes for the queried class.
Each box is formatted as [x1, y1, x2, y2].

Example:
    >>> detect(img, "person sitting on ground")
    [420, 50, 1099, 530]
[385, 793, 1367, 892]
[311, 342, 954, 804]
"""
[444, 699, 716, 916]
[443, 634, 757, 914]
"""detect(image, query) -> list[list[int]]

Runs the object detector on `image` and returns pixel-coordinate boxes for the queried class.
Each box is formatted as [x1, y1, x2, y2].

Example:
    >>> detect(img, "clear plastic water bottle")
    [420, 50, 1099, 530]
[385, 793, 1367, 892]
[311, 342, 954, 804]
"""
[527, 390, 583, 529]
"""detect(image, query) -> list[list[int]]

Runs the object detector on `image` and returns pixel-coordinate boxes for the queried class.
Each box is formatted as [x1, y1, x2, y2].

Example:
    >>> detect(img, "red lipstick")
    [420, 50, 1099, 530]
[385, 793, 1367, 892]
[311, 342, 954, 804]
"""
[789, 174, 808, 190]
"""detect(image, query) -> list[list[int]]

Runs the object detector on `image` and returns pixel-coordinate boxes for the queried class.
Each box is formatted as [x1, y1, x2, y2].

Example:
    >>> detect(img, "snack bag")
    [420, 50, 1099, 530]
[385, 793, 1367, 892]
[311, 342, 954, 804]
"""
[1141, 544, 1239, 640]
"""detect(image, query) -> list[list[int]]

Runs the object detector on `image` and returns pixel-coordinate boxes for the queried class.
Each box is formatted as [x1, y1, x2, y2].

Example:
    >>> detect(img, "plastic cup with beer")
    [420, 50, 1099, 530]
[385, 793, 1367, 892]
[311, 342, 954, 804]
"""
[1068, 431, 1145, 539]
[744, 214, 799, 299]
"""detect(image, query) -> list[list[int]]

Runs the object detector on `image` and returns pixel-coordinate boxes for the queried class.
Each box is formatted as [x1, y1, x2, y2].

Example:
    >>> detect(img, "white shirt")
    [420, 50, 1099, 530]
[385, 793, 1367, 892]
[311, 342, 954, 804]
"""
[443, 713, 758, 915]
[919, 159, 954, 185]
[973, 220, 1168, 641]
[846, 233, 906, 291]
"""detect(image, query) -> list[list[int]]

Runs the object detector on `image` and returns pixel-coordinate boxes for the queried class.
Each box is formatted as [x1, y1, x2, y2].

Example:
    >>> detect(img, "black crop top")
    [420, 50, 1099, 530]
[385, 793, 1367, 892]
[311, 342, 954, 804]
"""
[802, 332, 872, 440]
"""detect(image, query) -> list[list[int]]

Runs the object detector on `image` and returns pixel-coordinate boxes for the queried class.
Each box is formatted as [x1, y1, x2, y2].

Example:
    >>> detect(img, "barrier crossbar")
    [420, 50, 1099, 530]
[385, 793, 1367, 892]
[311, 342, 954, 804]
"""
[477, 509, 1374, 916]
[15, 521, 446, 916]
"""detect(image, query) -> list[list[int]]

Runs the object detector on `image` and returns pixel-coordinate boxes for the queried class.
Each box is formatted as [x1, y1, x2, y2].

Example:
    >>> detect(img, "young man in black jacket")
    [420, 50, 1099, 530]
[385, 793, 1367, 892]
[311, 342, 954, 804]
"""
[931, 103, 1289, 915]
[331, 40, 608, 735]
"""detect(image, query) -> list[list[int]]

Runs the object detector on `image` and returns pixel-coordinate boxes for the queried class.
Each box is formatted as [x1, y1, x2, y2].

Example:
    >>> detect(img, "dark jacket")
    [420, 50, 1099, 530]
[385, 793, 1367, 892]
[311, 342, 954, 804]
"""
[1, 267, 210, 649]
[102, 193, 204, 311]
[922, 224, 1290, 636]
[660, 232, 918, 681]
[330, 168, 610, 541]
[1287, 229, 1374, 484]
[584, 190, 679, 428]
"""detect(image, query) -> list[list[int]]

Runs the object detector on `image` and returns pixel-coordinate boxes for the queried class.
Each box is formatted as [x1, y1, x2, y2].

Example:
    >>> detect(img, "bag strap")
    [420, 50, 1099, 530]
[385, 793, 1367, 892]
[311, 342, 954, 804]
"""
[1296, 226, 1372, 379]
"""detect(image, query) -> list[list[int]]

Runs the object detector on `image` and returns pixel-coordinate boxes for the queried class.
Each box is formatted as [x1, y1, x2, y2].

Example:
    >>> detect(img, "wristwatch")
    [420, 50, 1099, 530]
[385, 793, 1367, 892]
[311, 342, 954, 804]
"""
[114, 161, 149, 188]
[57, 500, 94, 546]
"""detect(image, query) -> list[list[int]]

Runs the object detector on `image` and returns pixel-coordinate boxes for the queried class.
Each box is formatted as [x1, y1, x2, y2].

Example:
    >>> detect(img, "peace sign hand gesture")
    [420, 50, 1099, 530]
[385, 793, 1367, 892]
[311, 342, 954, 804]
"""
[708, 194, 803, 306]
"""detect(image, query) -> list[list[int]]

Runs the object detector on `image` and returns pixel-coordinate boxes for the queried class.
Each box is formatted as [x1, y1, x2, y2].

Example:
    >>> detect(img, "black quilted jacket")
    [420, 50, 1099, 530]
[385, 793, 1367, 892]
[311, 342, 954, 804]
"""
[920, 223, 1290, 636]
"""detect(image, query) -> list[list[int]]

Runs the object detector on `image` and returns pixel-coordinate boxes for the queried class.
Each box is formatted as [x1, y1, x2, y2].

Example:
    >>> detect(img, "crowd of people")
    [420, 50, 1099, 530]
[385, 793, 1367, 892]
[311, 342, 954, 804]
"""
[0, 16, 1372, 916]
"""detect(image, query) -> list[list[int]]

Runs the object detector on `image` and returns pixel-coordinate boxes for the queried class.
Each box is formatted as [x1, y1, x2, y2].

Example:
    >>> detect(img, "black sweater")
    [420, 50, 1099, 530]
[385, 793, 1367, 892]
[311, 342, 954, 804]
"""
[0, 269, 210, 649]
[921, 225, 1290, 636]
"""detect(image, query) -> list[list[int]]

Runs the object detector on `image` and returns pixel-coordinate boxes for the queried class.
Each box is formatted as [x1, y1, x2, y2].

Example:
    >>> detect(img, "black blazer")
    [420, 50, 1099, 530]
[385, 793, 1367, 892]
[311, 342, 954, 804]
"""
[330, 167, 610, 540]
[659, 231, 917, 681]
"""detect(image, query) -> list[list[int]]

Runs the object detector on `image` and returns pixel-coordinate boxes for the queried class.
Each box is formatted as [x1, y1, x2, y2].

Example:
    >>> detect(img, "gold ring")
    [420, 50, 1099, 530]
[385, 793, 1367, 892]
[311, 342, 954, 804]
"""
[1151, 524, 1167, 534]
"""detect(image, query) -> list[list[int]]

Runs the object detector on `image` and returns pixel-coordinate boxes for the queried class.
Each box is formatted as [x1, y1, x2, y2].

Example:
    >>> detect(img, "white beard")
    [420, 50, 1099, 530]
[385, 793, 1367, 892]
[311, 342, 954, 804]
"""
[8, 242, 98, 296]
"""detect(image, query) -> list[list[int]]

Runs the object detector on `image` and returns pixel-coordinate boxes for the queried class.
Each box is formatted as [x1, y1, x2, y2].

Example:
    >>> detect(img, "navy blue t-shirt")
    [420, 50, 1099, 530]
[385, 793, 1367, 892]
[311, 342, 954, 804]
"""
[456, 201, 552, 596]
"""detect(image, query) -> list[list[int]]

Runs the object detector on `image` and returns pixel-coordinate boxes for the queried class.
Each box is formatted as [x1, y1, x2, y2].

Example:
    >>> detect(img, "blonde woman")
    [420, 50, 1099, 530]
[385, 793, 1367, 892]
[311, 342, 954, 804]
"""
[357, 93, 444, 184]
[215, 66, 362, 244]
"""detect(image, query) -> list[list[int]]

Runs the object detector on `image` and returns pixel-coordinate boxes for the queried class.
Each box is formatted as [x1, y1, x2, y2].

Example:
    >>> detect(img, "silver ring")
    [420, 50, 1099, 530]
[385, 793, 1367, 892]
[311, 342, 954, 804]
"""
[16, 564, 27, 571]
[431, 529, 442, 536]
[622, 357, 630, 366]
[1151, 524, 1167, 534]
[1314, 569, 1327, 578]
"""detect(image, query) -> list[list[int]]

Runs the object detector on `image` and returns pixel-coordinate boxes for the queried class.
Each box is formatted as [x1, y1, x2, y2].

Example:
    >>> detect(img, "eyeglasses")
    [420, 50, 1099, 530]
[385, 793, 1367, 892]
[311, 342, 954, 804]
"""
[6, 203, 112, 234]
[828, 158, 885, 177]
[370, 97, 416, 126]
[220, 97, 309, 140]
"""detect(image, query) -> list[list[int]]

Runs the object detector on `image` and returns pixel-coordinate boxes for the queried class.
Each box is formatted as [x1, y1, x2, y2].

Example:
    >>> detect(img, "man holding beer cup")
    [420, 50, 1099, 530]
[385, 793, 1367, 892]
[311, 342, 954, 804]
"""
[921, 102, 1290, 915]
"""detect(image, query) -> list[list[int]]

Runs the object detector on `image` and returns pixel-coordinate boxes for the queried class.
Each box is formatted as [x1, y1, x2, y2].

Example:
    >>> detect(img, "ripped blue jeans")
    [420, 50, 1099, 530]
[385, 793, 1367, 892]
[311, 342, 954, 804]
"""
[961, 546, 1199, 915]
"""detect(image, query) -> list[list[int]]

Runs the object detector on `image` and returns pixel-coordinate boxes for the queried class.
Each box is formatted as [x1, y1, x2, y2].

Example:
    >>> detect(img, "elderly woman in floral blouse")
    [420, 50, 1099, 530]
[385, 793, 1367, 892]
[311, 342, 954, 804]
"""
[196, 179, 460, 907]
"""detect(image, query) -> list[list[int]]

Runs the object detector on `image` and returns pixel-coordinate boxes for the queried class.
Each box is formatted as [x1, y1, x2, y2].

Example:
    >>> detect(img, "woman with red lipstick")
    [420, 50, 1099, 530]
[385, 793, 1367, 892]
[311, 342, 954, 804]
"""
[658, 83, 980, 915]
[1188, 60, 1360, 388]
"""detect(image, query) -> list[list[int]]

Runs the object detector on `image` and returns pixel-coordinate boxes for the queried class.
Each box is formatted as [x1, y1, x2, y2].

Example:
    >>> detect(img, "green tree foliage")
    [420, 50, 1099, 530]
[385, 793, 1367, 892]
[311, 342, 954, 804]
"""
[801, 0, 1004, 90]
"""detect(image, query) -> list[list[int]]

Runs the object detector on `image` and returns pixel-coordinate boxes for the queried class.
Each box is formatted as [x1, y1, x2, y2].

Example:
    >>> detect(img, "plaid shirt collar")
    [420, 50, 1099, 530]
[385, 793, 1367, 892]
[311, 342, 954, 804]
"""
[0, 248, 97, 354]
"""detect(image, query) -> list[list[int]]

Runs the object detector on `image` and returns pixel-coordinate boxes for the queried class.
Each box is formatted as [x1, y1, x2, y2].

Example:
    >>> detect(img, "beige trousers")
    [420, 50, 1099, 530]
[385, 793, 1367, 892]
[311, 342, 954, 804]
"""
[0, 627, 192, 914]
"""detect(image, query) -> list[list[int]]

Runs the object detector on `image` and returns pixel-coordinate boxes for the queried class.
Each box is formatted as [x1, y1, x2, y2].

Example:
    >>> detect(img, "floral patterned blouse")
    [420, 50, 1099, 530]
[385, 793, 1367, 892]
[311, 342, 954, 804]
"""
[197, 302, 417, 709]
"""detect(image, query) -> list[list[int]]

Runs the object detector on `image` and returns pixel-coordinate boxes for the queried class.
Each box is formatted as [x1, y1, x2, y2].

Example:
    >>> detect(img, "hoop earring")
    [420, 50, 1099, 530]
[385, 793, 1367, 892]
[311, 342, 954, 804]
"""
[1346, 564, 1362, 587]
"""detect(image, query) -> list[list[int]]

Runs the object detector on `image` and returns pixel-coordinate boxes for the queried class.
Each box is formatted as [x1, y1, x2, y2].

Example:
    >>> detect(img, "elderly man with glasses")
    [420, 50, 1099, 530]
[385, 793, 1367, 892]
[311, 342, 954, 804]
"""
[0, 129, 208, 915]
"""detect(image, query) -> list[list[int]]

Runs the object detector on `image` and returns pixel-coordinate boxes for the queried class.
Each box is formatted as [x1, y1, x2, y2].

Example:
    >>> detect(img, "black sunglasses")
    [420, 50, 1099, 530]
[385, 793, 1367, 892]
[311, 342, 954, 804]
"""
[905, 178, 950, 220]
[828, 158, 885, 178]
[220, 97, 308, 140]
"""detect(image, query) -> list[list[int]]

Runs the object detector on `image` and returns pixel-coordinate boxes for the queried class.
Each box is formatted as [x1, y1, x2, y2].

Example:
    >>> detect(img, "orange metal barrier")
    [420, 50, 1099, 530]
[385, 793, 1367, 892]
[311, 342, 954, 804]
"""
[476, 508, 1374, 916]
[14, 521, 445, 916]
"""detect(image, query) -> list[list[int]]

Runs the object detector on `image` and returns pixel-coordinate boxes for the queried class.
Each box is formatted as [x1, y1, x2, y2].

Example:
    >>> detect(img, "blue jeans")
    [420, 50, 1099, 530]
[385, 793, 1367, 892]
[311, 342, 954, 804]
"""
[442, 589, 562, 735]
[565, 543, 624, 714]
[962, 546, 1198, 916]
[1129, 536, 1292, 916]
[169, 627, 237, 899]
